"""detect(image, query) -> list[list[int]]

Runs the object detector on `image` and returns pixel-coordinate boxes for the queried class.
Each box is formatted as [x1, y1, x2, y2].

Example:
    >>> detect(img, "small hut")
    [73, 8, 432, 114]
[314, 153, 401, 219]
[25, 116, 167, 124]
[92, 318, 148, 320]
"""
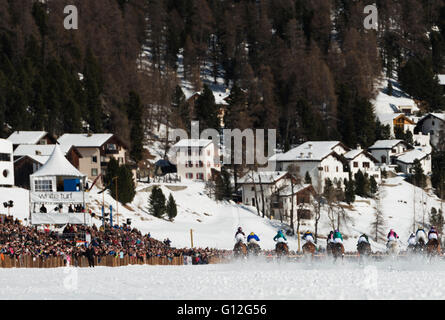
[29, 145, 89, 225]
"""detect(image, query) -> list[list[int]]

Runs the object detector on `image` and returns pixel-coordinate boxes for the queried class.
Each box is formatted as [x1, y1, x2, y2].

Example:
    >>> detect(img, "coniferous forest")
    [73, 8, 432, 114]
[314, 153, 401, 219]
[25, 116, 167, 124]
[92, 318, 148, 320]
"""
[0, 0, 444, 160]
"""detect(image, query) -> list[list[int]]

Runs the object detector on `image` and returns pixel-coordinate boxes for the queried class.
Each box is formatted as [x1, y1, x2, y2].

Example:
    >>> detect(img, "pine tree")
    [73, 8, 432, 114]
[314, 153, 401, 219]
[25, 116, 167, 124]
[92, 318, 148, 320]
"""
[105, 158, 135, 205]
[149, 186, 166, 218]
[214, 167, 232, 201]
[430, 208, 444, 234]
[370, 176, 378, 196]
[412, 159, 426, 188]
[126, 91, 144, 162]
[344, 179, 356, 204]
[166, 193, 178, 221]
[117, 165, 136, 205]
[354, 170, 370, 197]
[304, 171, 312, 184]
[195, 84, 219, 130]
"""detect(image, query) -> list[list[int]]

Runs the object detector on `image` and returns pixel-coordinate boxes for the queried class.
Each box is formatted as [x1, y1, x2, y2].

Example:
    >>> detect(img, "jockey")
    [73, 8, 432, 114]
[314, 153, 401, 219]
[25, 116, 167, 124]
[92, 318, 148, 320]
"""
[327, 231, 334, 244]
[247, 232, 260, 244]
[235, 227, 246, 244]
[408, 233, 417, 246]
[387, 229, 399, 242]
[302, 230, 314, 243]
[357, 234, 369, 244]
[333, 229, 343, 244]
[415, 227, 427, 243]
[428, 226, 439, 241]
[273, 230, 287, 243]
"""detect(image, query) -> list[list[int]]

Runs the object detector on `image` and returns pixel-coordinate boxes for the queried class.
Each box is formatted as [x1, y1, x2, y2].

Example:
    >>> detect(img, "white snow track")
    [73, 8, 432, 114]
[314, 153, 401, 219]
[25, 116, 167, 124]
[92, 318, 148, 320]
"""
[1, 259, 445, 299]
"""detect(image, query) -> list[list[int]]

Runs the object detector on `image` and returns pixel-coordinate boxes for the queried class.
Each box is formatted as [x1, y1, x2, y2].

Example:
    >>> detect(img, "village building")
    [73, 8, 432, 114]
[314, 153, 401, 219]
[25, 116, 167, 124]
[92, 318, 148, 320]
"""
[270, 184, 315, 224]
[7, 131, 57, 150]
[0, 139, 14, 187]
[415, 113, 445, 149]
[395, 149, 432, 175]
[368, 140, 411, 165]
[269, 141, 350, 191]
[379, 113, 417, 137]
[57, 133, 129, 185]
[172, 139, 220, 181]
[343, 147, 381, 180]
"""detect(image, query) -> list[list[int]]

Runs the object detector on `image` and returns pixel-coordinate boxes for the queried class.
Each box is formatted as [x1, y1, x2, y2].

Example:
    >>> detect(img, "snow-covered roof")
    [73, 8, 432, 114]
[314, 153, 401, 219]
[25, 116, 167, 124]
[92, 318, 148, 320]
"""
[14, 144, 58, 157]
[438, 74, 445, 86]
[369, 140, 406, 149]
[344, 149, 364, 160]
[344, 149, 378, 162]
[278, 184, 314, 197]
[396, 149, 428, 164]
[378, 113, 416, 125]
[270, 141, 344, 162]
[58, 133, 113, 148]
[14, 154, 49, 165]
[418, 112, 445, 123]
[7, 131, 48, 145]
[238, 171, 288, 184]
[173, 139, 213, 148]
[31, 145, 85, 178]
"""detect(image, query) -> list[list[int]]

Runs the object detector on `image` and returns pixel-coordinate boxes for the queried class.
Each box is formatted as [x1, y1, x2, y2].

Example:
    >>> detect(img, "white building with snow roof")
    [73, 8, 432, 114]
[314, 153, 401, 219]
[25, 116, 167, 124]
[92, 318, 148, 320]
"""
[7, 131, 56, 150]
[368, 140, 411, 165]
[344, 147, 381, 180]
[395, 149, 431, 175]
[0, 139, 14, 187]
[172, 139, 220, 181]
[268, 141, 350, 191]
[415, 113, 445, 149]
[58, 133, 128, 184]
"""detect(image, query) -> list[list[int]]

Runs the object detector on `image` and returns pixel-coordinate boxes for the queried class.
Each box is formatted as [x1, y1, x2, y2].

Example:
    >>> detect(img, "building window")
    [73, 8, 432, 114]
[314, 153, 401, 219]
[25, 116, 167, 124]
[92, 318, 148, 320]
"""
[92, 168, 98, 176]
[186, 173, 193, 179]
[107, 144, 117, 151]
[353, 162, 358, 168]
[186, 161, 193, 168]
[0, 153, 11, 162]
[92, 156, 97, 163]
[363, 162, 370, 168]
[34, 180, 53, 192]
[196, 173, 204, 180]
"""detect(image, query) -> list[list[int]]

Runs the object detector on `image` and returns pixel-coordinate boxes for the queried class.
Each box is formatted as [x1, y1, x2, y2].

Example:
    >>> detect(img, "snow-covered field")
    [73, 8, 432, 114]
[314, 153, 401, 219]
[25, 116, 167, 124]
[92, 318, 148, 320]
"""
[1, 259, 445, 300]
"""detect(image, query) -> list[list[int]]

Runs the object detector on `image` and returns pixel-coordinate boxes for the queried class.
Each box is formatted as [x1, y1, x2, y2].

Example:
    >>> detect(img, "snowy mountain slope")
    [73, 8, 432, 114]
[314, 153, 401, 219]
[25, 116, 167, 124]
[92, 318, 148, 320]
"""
[371, 77, 420, 123]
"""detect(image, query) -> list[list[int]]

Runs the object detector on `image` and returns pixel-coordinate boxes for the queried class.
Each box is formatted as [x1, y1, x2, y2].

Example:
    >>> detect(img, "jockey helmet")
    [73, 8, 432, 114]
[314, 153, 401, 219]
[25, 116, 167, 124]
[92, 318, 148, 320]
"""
[250, 232, 254, 236]
[238, 227, 242, 231]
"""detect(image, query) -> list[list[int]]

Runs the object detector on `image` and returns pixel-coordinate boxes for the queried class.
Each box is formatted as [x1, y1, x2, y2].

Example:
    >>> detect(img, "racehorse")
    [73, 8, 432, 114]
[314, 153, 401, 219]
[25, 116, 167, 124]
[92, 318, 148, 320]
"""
[233, 241, 248, 258]
[387, 240, 399, 258]
[357, 242, 372, 256]
[426, 238, 441, 258]
[302, 241, 316, 258]
[357, 242, 371, 264]
[326, 242, 334, 256]
[414, 238, 426, 254]
[247, 242, 261, 257]
[275, 242, 289, 258]
[331, 243, 345, 261]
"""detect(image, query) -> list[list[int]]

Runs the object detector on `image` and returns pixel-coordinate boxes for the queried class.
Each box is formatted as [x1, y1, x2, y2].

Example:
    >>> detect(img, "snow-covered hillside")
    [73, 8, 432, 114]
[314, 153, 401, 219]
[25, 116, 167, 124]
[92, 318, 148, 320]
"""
[2, 175, 443, 253]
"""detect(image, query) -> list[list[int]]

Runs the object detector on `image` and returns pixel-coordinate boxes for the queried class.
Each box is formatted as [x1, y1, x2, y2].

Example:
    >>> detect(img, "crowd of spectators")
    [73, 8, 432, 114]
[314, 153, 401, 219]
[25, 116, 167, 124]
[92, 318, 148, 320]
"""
[0, 215, 229, 266]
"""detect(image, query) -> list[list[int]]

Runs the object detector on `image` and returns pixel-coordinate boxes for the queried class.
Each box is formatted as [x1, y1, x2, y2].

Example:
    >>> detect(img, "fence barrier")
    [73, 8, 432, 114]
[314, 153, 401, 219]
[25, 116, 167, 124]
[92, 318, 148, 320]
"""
[0, 254, 184, 268]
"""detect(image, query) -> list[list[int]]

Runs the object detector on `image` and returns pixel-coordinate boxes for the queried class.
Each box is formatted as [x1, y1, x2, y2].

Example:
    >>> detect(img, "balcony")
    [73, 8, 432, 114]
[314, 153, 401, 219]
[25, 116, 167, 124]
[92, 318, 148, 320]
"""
[105, 149, 119, 155]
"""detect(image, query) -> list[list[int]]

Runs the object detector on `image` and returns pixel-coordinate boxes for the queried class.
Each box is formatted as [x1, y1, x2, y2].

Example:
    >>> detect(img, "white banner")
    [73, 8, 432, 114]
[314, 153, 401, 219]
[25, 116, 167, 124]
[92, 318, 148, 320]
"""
[31, 192, 88, 204]
[31, 213, 89, 225]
